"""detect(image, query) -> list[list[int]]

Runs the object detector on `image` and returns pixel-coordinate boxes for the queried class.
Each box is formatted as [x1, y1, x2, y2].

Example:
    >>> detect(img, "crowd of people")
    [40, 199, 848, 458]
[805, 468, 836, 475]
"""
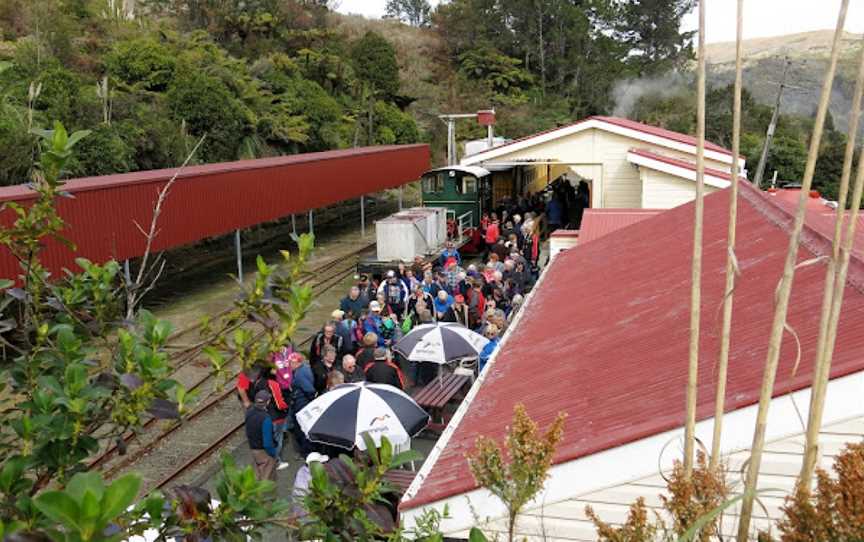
[238, 197, 553, 523]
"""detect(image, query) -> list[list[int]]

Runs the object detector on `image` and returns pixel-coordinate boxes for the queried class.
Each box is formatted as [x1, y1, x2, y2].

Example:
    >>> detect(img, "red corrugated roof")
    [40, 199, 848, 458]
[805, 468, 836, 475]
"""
[402, 180, 864, 510]
[597, 117, 733, 155]
[464, 116, 735, 161]
[578, 209, 661, 245]
[628, 148, 747, 183]
[0, 145, 429, 278]
[767, 188, 864, 260]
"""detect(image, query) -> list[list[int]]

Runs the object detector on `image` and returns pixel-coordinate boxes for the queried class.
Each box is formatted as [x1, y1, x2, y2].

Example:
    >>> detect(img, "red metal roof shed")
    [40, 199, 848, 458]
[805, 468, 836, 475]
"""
[402, 179, 864, 511]
[577, 208, 661, 245]
[0, 144, 429, 278]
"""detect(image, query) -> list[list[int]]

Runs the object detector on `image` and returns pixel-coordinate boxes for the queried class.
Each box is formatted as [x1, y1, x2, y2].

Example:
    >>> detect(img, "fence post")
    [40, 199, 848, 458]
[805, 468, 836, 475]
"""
[308, 210, 314, 236]
[398, 186, 404, 210]
[360, 195, 366, 238]
[234, 229, 243, 283]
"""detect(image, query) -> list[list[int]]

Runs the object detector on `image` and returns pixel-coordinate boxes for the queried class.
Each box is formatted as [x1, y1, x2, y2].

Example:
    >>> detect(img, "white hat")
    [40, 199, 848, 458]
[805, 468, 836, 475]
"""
[331, 309, 345, 319]
[369, 300, 382, 312]
[386, 270, 396, 278]
[306, 452, 329, 465]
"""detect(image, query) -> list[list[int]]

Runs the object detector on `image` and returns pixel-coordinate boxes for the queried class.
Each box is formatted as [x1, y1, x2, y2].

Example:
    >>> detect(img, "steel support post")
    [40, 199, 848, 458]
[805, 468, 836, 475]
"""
[234, 229, 243, 283]
[398, 186, 403, 210]
[309, 210, 314, 236]
[360, 195, 366, 237]
[123, 260, 132, 285]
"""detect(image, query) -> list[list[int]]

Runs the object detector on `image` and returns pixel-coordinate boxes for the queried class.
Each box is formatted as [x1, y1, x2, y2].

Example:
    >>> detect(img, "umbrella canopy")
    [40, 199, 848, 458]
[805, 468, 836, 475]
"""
[394, 323, 489, 364]
[296, 382, 430, 450]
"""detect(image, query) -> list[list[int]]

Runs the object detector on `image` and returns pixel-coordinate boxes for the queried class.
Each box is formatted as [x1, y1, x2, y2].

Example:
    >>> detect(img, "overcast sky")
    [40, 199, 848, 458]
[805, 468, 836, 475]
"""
[335, 1, 864, 44]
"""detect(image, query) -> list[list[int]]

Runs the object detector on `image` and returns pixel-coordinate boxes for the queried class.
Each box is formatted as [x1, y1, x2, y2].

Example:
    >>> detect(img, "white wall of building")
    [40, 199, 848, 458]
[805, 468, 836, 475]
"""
[640, 167, 722, 209]
[467, 127, 730, 210]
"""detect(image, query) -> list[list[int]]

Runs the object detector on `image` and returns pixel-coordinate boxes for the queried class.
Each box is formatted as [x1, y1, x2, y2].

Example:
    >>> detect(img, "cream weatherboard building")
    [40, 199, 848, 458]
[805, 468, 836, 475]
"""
[460, 116, 745, 210]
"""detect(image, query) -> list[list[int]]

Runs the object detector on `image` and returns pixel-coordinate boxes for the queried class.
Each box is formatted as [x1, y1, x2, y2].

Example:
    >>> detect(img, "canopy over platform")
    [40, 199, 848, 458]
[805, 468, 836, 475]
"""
[0, 144, 429, 277]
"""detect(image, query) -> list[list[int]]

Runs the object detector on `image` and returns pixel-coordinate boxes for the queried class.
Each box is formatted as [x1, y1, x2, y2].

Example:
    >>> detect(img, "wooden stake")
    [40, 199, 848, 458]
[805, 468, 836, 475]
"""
[799, 40, 864, 490]
[684, 0, 707, 479]
[736, 2, 849, 539]
[710, 0, 744, 470]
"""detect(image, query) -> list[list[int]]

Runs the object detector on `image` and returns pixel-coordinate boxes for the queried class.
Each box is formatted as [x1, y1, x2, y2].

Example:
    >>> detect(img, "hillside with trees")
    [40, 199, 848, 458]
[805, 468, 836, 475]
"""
[0, 0, 696, 185]
[0, 0, 858, 201]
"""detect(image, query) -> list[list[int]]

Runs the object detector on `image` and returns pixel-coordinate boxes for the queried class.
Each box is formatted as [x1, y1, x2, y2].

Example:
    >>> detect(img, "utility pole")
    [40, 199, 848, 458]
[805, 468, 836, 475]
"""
[438, 110, 496, 165]
[753, 59, 791, 189]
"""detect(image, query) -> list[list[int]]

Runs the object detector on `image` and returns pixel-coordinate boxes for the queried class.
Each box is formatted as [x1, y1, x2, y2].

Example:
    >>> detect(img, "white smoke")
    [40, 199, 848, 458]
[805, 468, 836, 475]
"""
[611, 72, 693, 117]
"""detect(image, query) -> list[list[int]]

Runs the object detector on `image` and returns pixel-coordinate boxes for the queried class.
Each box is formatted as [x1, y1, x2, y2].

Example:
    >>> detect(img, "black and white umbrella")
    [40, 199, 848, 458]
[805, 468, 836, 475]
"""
[394, 323, 489, 364]
[296, 382, 430, 450]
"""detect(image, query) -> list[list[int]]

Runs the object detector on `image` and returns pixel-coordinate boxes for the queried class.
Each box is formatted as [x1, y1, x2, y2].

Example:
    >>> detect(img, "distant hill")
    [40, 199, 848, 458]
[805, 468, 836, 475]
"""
[706, 30, 864, 133]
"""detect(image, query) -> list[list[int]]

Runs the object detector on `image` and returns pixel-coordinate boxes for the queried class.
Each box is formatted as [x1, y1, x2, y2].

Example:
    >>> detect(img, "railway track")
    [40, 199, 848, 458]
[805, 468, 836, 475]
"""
[91, 242, 376, 486]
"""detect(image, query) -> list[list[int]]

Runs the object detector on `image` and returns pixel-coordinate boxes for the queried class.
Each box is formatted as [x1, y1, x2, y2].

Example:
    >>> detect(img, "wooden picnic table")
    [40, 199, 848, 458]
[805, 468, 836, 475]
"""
[412, 372, 472, 432]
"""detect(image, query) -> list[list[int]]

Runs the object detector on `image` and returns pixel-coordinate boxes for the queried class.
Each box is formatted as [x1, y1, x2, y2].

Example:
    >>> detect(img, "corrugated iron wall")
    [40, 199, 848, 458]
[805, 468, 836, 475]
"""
[0, 144, 429, 278]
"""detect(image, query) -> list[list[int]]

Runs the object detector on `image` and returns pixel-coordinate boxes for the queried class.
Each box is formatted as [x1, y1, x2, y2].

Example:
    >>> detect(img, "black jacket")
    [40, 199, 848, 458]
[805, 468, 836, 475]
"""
[340, 367, 366, 383]
[311, 360, 337, 395]
[364, 360, 404, 390]
[245, 406, 269, 450]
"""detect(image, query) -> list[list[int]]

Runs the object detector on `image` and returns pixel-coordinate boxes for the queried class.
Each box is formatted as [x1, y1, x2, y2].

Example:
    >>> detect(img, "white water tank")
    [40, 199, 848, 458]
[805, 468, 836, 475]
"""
[404, 207, 447, 248]
[376, 214, 428, 262]
[424, 207, 448, 246]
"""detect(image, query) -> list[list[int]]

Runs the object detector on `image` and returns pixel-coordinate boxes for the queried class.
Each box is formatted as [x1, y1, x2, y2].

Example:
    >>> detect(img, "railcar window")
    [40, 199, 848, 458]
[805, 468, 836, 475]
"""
[422, 174, 444, 193]
[463, 176, 477, 193]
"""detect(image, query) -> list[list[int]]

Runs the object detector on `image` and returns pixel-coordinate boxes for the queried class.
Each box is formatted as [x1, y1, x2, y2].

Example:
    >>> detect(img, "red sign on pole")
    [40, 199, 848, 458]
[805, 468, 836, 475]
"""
[477, 110, 496, 126]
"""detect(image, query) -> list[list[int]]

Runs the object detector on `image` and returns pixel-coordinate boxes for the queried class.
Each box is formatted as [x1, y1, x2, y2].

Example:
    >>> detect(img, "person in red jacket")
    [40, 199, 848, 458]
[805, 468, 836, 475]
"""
[237, 363, 291, 469]
[484, 217, 500, 245]
[466, 279, 486, 329]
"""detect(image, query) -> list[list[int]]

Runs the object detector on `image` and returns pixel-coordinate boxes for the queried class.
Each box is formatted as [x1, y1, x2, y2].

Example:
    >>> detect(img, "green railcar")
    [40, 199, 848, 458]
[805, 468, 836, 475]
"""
[420, 165, 491, 229]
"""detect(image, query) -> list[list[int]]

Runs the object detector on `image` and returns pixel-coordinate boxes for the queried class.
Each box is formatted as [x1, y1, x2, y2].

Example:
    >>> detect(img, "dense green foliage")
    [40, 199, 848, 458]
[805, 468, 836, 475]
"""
[435, 0, 693, 114]
[0, 0, 420, 185]
[631, 83, 858, 200]
[385, 0, 432, 28]
[351, 31, 400, 98]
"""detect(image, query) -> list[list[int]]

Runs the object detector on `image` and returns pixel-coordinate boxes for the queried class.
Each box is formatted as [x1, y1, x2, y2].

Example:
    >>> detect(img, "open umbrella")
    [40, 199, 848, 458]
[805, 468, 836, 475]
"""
[394, 323, 488, 364]
[296, 382, 430, 450]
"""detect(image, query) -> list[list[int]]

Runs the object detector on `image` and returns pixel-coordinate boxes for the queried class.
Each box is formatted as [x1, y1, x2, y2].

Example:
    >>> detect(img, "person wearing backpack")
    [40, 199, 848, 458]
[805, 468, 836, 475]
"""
[406, 285, 434, 325]
[331, 309, 354, 351]
[252, 368, 291, 468]
[245, 390, 279, 481]
[377, 270, 408, 314]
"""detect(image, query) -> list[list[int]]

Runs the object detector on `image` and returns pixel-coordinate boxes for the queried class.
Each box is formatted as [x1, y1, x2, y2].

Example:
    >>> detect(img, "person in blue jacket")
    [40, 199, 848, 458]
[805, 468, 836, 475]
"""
[439, 241, 462, 267]
[245, 390, 279, 481]
[363, 301, 385, 346]
[478, 324, 501, 373]
[290, 354, 317, 456]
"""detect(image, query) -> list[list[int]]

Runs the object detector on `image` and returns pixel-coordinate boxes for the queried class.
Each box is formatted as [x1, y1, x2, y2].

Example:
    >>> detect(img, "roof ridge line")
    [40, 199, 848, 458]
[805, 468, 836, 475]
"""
[740, 182, 864, 293]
